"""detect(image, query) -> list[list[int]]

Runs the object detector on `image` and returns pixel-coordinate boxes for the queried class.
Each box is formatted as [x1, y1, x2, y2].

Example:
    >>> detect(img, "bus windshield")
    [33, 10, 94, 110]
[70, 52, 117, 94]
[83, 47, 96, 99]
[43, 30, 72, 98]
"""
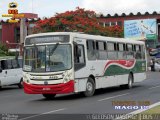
[23, 44, 72, 72]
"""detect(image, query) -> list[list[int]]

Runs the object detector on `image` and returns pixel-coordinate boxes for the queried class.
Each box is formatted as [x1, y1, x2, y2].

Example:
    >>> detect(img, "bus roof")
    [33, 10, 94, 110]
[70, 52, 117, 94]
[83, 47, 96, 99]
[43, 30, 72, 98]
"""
[26, 32, 145, 45]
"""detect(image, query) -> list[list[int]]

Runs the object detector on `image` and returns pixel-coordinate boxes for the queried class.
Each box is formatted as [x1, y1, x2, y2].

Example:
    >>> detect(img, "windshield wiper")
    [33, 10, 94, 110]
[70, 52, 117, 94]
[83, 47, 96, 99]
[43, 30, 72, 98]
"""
[50, 43, 59, 54]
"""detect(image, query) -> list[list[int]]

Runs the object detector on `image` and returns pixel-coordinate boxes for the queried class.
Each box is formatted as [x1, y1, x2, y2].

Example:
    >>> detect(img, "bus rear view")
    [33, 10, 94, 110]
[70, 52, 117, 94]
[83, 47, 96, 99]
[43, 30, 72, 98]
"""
[23, 33, 74, 99]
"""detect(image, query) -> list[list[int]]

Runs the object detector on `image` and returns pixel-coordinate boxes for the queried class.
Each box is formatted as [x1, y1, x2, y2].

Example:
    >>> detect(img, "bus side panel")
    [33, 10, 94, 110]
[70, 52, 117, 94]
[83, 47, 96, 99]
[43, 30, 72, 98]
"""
[117, 74, 128, 85]
[74, 66, 88, 92]
[74, 78, 88, 92]
[134, 73, 146, 83]
[96, 76, 118, 88]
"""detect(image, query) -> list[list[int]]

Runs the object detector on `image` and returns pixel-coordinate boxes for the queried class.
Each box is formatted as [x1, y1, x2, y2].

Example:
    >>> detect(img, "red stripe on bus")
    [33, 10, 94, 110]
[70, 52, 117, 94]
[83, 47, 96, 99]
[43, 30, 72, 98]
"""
[23, 80, 74, 94]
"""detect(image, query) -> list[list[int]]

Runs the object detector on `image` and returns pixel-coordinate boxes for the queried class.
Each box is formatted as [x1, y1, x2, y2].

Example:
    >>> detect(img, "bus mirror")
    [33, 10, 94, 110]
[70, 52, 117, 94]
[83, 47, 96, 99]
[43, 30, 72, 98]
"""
[78, 48, 81, 57]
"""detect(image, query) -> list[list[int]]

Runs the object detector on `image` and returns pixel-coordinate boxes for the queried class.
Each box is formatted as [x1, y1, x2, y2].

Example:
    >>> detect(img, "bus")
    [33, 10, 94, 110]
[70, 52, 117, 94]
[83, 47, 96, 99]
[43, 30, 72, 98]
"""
[23, 32, 147, 99]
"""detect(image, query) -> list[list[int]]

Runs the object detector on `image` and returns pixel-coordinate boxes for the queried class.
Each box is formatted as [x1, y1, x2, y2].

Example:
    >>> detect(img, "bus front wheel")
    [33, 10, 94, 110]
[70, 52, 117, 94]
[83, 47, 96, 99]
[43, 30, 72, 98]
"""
[83, 78, 95, 97]
[42, 94, 56, 100]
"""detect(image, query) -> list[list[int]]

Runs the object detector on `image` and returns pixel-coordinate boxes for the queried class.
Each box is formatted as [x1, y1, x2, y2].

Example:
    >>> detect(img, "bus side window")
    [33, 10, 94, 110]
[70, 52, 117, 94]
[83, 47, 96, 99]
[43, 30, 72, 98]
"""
[86, 40, 96, 60]
[107, 42, 117, 60]
[96, 41, 107, 60]
[135, 45, 142, 59]
[126, 44, 134, 59]
[117, 43, 126, 59]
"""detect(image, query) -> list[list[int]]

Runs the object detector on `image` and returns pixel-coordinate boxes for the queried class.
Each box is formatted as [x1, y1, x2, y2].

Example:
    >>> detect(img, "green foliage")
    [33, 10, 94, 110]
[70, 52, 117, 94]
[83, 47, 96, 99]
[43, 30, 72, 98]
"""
[34, 7, 124, 38]
[0, 43, 8, 56]
[0, 43, 16, 56]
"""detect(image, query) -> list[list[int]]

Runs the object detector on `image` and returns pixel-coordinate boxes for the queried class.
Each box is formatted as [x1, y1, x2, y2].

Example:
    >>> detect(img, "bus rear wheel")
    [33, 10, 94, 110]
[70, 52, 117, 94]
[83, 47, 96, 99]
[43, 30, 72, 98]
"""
[42, 94, 56, 100]
[120, 73, 133, 89]
[83, 78, 95, 97]
[126, 73, 133, 89]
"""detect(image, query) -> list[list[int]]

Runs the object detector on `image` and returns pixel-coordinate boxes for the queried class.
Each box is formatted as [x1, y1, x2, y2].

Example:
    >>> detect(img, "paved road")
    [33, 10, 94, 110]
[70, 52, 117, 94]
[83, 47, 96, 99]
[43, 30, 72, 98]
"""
[0, 71, 160, 120]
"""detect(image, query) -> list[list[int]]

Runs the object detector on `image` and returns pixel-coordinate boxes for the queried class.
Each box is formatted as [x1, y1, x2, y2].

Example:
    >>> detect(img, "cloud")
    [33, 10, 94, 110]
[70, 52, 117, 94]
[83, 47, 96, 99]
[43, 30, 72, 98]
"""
[81, 0, 160, 15]
[25, 0, 80, 18]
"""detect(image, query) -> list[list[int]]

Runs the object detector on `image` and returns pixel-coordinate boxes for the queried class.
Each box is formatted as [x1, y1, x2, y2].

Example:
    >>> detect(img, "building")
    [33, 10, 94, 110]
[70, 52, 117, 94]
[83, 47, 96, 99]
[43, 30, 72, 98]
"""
[98, 11, 160, 48]
[0, 13, 38, 48]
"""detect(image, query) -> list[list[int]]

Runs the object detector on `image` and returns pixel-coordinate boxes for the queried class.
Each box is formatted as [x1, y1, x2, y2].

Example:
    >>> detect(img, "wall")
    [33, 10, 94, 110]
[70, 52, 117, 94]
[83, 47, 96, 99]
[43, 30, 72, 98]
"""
[2, 23, 17, 48]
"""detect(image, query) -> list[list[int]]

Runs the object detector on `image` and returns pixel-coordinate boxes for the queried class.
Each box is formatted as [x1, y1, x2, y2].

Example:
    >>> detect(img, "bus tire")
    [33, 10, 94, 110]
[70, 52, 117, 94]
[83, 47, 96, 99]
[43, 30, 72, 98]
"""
[126, 73, 133, 89]
[83, 77, 95, 97]
[42, 94, 56, 100]
[18, 78, 23, 89]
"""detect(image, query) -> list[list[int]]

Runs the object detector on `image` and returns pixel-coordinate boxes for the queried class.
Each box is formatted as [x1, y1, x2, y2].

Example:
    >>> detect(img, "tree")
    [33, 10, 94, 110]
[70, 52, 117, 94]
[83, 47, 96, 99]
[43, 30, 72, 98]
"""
[0, 43, 8, 56]
[34, 7, 123, 37]
[0, 43, 16, 56]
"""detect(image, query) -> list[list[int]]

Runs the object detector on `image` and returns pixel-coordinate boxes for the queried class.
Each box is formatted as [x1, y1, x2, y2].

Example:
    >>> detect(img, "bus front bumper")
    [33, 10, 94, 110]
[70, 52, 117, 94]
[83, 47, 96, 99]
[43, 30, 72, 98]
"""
[23, 80, 74, 94]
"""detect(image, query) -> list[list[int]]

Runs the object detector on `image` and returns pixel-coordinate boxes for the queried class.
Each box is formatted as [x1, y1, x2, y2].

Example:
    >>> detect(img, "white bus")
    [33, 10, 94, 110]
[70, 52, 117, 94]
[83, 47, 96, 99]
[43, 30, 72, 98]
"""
[23, 32, 147, 99]
[0, 57, 23, 88]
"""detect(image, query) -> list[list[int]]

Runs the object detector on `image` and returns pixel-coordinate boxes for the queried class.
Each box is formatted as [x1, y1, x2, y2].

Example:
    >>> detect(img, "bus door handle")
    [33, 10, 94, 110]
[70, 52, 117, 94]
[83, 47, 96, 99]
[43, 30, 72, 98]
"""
[5, 71, 7, 74]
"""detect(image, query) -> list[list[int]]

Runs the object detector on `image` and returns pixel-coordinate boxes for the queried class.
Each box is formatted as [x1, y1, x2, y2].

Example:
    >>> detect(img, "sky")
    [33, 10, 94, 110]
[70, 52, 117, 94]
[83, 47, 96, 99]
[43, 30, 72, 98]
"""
[0, 0, 160, 20]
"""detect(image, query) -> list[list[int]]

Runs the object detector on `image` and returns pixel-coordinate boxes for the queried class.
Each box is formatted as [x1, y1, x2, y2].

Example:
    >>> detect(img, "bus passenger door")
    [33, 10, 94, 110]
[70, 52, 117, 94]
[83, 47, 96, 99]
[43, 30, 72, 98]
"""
[74, 38, 87, 92]
[74, 44, 86, 74]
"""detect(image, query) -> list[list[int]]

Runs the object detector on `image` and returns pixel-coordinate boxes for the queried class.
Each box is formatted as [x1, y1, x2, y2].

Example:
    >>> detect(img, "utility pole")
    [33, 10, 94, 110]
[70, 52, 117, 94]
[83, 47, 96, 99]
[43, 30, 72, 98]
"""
[20, 18, 27, 44]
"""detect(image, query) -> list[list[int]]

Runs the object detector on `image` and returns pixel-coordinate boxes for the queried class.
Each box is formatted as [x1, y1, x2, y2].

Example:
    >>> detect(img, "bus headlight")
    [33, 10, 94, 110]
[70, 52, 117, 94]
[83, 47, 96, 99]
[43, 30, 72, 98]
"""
[64, 77, 69, 83]
[23, 75, 29, 83]
[63, 72, 72, 83]
[63, 75, 70, 83]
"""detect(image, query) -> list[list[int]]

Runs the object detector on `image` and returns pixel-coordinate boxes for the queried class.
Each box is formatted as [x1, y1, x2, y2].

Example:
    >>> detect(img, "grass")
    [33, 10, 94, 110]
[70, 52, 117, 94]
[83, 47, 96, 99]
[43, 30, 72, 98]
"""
[142, 105, 160, 114]
[127, 105, 160, 120]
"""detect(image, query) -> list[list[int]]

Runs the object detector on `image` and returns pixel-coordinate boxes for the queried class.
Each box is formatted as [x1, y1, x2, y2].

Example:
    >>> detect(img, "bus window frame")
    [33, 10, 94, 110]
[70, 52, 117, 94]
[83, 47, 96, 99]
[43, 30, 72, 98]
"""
[117, 42, 126, 59]
[126, 43, 134, 59]
[86, 40, 96, 61]
[96, 41, 107, 60]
